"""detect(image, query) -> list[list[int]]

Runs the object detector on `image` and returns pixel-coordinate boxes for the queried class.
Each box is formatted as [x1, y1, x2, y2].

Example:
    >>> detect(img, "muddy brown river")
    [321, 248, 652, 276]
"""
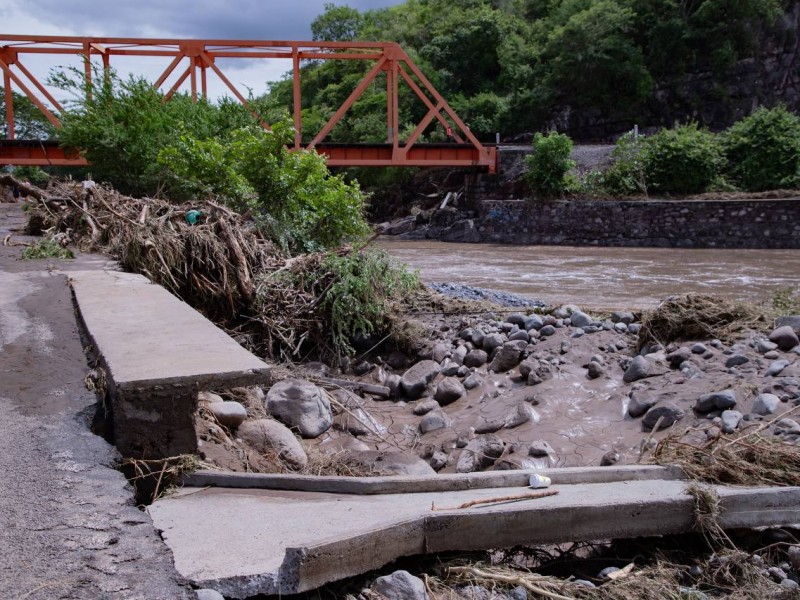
[376, 239, 800, 309]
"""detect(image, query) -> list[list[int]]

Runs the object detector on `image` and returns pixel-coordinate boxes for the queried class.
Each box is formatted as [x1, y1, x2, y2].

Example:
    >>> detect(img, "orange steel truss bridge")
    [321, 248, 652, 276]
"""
[0, 35, 496, 172]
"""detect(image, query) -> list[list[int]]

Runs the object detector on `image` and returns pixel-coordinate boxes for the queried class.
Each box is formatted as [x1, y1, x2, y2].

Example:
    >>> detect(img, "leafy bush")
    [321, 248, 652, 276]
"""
[641, 123, 723, 194]
[524, 131, 576, 198]
[22, 238, 74, 260]
[723, 105, 800, 191]
[12, 166, 50, 187]
[320, 250, 420, 356]
[593, 132, 648, 197]
[158, 120, 371, 253]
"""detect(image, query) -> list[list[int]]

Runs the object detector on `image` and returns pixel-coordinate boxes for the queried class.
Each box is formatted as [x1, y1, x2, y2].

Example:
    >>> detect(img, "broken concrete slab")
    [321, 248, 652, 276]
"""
[182, 464, 686, 494]
[150, 477, 800, 598]
[70, 270, 271, 457]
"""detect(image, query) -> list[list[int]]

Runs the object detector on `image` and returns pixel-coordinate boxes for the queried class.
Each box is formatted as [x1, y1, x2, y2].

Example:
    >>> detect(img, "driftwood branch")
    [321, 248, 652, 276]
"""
[0, 173, 47, 200]
[447, 566, 576, 600]
[432, 489, 558, 511]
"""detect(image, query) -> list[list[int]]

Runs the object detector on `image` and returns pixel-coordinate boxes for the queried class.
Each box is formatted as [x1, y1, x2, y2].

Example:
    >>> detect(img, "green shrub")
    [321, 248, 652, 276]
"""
[22, 238, 74, 260]
[641, 123, 723, 195]
[599, 132, 648, 197]
[12, 166, 50, 187]
[723, 105, 800, 192]
[320, 250, 420, 356]
[158, 120, 371, 254]
[524, 131, 576, 198]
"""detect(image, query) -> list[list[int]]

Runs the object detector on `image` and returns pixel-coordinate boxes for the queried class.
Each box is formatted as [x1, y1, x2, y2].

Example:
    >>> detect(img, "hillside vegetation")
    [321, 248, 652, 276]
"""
[262, 0, 797, 141]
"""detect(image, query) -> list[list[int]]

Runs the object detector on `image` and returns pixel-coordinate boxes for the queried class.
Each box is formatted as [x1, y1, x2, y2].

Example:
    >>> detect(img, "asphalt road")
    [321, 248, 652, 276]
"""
[0, 203, 194, 599]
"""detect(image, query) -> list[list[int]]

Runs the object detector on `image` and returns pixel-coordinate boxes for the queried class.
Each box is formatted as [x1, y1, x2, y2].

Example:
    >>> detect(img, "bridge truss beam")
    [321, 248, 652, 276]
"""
[0, 35, 496, 172]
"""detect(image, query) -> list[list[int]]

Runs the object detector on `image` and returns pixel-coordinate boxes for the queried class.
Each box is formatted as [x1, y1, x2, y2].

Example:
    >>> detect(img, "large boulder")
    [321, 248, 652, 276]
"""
[206, 401, 248, 429]
[488, 342, 522, 373]
[463, 349, 488, 368]
[504, 401, 538, 428]
[266, 379, 332, 438]
[753, 393, 781, 415]
[628, 391, 658, 418]
[434, 377, 466, 405]
[456, 435, 505, 473]
[373, 570, 429, 600]
[400, 360, 441, 399]
[769, 325, 800, 351]
[237, 419, 308, 470]
[623, 356, 666, 383]
[695, 390, 736, 413]
[419, 410, 451, 434]
[642, 403, 685, 431]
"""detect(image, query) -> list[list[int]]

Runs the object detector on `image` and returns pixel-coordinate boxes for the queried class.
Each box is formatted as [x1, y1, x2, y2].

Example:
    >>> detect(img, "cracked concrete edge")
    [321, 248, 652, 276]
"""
[182, 465, 686, 495]
[198, 485, 800, 597]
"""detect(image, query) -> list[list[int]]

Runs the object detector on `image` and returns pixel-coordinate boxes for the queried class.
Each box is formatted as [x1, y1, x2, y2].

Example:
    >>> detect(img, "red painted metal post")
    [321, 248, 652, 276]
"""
[292, 46, 301, 148]
[83, 41, 92, 101]
[4, 69, 14, 139]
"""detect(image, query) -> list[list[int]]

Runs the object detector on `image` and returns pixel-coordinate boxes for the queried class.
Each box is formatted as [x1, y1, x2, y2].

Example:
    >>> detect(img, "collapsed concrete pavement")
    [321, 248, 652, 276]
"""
[151, 467, 800, 598]
[0, 205, 194, 599]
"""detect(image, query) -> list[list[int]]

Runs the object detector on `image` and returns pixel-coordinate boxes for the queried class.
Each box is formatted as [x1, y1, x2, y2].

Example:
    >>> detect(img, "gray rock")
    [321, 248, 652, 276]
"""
[456, 435, 505, 473]
[434, 377, 466, 405]
[507, 313, 527, 327]
[386, 373, 402, 398]
[412, 399, 440, 416]
[571, 328, 585, 338]
[614, 322, 628, 333]
[198, 391, 225, 404]
[753, 393, 781, 415]
[482, 332, 505, 353]
[623, 356, 665, 383]
[628, 323, 641, 335]
[691, 343, 709, 354]
[509, 329, 530, 343]
[696, 390, 736, 412]
[489, 342, 522, 373]
[777, 418, 800, 434]
[432, 342, 450, 363]
[780, 579, 799, 590]
[238, 419, 308, 470]
[757, 339, 779, 353]
[463, 373, 482, 390]
[586, 361, 606, 379]
[505, 402, 537, 429]
[612, 311, 635, 324]
[373, 570, 429, 600]
[518, 359, 539, 379]
[770, 325, 800, 351]
[666, 347, 692, 368]
[400, 360, 441, 399]
[767, 359, 790, 377]
[539, 324, 556, 336]
[642, 403, 685, 431]
[440, 361, 460, 376]
[787, 545, 800, 571]
[764, 350, 780, 359]
[524, 314, 544, 330]
[386, 351, 409, 369]
[628, 391, 658, 418]
[206, 401, 248, 429]
[429, 450, 449, 471]
[600, 450, 620, 466]
[509, 585, 528, 600]
[452, 344, 468, 364]
[463, 349, 488, 368]
[570, 311, 593, 328]
[572, 580, 596, 588]
[528, 440, 556, 457]
[346, 451, 436, 476]
[475, 418, 504, 434]
[419, 410, 451, 434]
[721, 410, 743, 433]
[196, 590, 225, 600]
[776, 315, 800, 331]
[725, 354, 749, 368]
[266, 379, 332, 438]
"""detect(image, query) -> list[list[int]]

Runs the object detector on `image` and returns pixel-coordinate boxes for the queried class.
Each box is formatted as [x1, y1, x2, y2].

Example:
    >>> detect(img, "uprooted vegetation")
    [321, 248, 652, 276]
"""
[17, 176, 423, 360]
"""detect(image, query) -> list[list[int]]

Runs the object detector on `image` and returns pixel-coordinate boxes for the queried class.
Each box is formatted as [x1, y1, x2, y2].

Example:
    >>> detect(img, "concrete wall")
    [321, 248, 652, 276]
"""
[443, 198, 800, 248]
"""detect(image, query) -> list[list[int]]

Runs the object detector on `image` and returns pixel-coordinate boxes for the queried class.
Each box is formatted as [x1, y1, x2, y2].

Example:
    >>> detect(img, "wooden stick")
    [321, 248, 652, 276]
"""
[721, 403, 800, 450]
[432, 489, 558, 511]
[447, 566, 576, 600]
[0, 173, 47, 200]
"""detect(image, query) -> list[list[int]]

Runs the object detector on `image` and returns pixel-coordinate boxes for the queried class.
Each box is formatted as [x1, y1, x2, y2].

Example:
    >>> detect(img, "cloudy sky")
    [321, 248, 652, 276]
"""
[1, 0, 404, 102]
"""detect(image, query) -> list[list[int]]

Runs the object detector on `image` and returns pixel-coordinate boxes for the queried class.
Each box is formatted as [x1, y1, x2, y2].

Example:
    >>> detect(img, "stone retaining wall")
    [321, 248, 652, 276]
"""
[439, 198, 800, 248]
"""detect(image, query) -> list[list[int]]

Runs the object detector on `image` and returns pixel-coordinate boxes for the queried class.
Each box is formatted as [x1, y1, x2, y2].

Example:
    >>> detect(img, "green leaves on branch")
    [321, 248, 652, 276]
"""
[157, 120, 371, 254]
[524, 131, 576, 198]
[642, 124, 723, 195]
[723, 105, 800, 192]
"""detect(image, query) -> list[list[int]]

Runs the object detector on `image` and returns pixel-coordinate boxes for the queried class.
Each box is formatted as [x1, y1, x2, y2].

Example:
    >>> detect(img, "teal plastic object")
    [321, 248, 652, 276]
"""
[185, 209, 202, 225]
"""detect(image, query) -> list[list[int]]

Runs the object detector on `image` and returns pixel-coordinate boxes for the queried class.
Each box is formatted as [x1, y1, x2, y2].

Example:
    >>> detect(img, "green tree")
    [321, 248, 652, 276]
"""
[312, 3, 363, 41]
[524, 131, 576, 198]
[642, 123, 723, 194]
[723, 105, 800, 192]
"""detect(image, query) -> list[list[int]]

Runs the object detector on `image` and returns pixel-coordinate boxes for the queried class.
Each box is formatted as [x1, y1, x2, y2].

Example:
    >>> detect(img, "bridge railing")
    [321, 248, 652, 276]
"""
[0, 35, 496, 172]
